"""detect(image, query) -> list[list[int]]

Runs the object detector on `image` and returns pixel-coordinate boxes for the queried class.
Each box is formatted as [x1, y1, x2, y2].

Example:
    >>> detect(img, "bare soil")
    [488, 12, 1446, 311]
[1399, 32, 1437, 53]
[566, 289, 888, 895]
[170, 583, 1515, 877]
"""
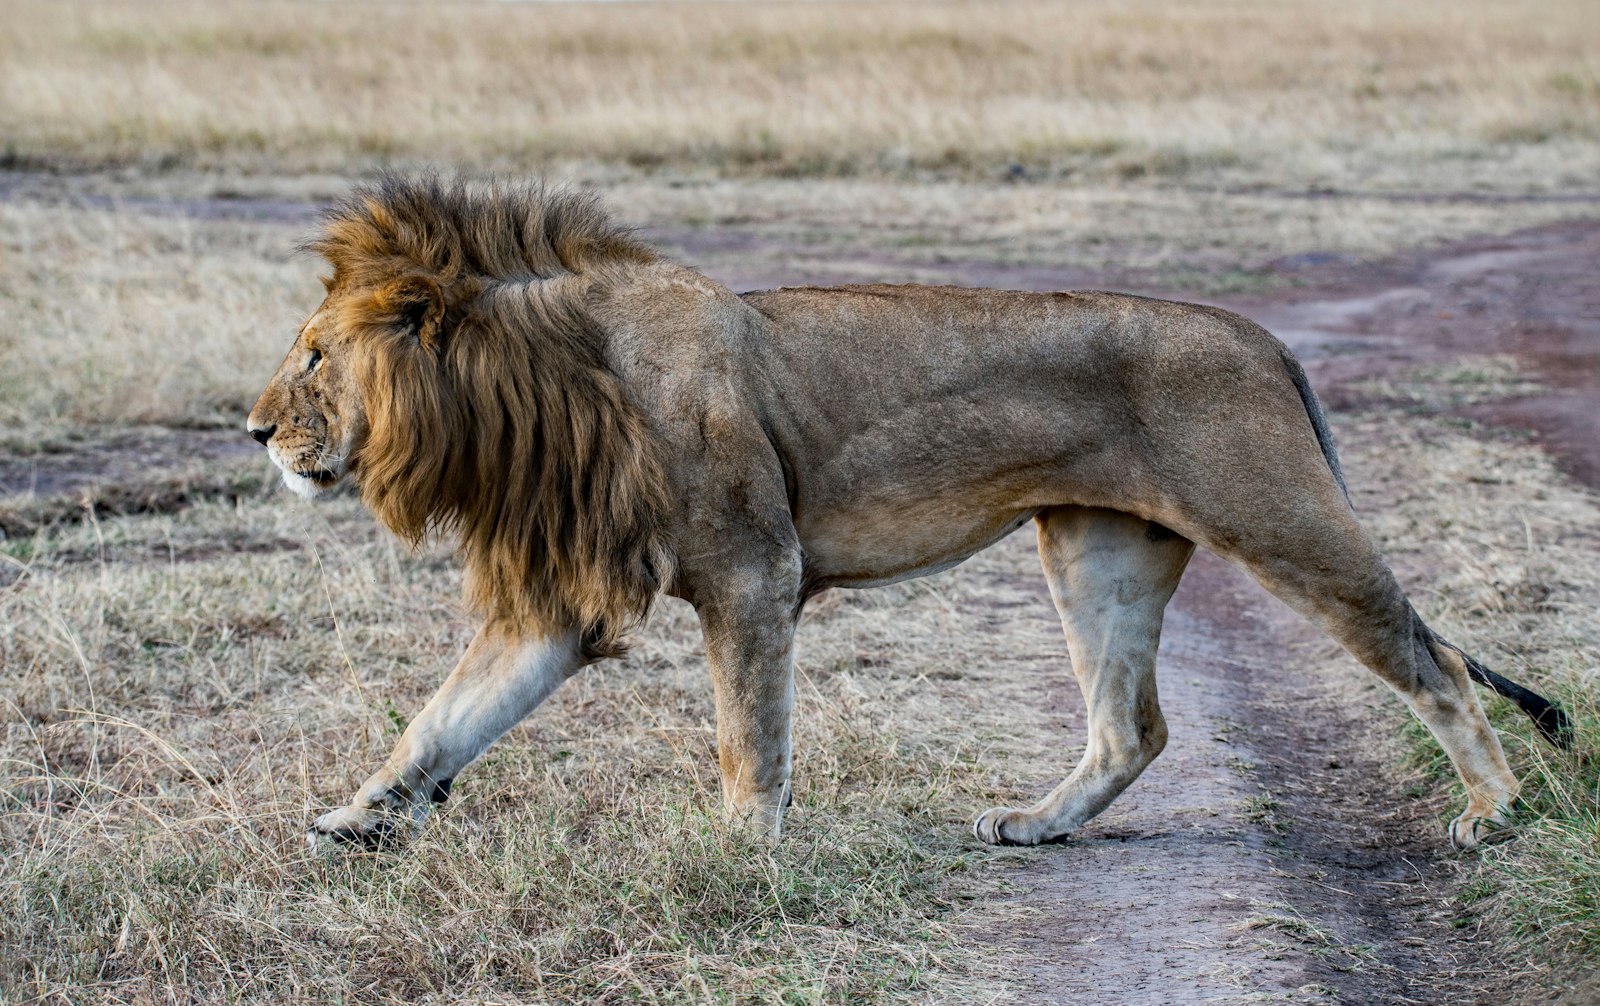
[4, 187, 1594, 1003]
[934, 537, 1522, 1005]
[0, 428, 255, 501]
[1242, 220, 1600, 492]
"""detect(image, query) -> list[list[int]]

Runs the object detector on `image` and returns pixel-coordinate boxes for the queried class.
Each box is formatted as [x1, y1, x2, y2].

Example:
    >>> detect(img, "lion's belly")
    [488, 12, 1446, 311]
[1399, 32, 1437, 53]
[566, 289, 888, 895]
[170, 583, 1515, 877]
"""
[796, 505, 1040, 590]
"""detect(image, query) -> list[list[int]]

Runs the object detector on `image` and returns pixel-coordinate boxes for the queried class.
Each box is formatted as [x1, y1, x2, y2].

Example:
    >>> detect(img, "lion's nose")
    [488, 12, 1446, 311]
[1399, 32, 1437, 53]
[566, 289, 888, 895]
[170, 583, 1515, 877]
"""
[249, 423, 276, 446]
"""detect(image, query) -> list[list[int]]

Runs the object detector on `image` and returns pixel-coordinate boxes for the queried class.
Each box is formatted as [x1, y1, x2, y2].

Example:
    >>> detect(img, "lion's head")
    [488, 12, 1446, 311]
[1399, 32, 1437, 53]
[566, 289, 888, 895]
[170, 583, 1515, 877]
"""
[247, 289, 369, 500]
[248, 175, 671, 656]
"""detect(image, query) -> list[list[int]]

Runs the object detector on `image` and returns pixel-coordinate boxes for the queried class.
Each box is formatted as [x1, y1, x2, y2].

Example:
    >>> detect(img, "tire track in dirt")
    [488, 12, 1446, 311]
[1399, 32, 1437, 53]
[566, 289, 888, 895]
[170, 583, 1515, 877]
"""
[954, 543, 1505, 1006]
[966, 548, 1343, 1005]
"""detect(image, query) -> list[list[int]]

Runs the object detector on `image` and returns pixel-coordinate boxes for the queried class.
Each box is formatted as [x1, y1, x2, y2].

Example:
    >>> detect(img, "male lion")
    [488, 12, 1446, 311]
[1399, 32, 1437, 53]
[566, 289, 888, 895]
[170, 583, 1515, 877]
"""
[248, 175, 1568, 852]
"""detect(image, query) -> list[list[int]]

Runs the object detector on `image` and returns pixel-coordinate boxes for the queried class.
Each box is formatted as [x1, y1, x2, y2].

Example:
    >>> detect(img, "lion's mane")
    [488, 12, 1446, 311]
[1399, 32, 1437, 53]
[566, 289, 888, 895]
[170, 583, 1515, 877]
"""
[311, 175, 671, 657]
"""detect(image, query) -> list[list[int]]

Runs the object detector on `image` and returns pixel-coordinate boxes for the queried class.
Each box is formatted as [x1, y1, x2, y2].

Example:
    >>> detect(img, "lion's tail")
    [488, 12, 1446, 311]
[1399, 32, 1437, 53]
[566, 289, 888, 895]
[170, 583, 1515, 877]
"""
[1276, 342, 1572, 750]
[1277, 343, 1349, 505]
[1421, 622, 1574, 750]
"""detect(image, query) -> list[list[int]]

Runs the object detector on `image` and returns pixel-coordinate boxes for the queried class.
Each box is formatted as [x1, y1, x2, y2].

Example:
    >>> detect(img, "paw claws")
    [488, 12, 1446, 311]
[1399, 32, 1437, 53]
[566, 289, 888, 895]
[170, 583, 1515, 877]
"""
[974, 807, 1074, 846]
[974, 807, 1021, 846]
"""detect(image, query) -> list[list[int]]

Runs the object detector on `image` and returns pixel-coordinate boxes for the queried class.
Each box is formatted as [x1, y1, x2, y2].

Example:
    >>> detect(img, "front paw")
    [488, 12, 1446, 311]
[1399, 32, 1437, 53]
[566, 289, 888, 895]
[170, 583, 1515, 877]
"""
[307, 793, 425, 852]
[307, 807, 399, 851]
[726, 794, 787, 841]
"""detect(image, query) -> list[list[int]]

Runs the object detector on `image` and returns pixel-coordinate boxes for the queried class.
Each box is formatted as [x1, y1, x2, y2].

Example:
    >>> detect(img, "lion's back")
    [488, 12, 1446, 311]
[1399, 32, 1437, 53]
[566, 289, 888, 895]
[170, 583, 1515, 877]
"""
[736, 284, 1284, 391]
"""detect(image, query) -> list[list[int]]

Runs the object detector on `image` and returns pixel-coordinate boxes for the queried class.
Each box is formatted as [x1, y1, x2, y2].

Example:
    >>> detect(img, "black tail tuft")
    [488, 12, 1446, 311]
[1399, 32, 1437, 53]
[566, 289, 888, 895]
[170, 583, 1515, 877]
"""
[1459, 651, 1575, 751]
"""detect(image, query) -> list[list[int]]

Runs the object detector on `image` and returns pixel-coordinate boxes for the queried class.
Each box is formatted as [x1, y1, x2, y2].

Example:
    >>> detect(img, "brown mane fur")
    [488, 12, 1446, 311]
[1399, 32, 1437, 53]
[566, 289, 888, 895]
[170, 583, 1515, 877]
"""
[311, 175, 671, 657]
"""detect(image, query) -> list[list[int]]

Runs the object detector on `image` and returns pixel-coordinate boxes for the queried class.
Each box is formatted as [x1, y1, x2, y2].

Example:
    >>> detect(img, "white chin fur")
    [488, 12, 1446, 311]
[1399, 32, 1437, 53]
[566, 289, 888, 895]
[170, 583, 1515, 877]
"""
[279, 467, 325, 499]
[267, 446, 341, 500]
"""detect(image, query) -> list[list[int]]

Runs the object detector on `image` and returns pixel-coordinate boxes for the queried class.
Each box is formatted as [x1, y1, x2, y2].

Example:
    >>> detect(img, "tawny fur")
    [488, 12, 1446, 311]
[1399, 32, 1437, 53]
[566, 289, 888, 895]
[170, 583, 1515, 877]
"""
[247, 174, 1563, 853]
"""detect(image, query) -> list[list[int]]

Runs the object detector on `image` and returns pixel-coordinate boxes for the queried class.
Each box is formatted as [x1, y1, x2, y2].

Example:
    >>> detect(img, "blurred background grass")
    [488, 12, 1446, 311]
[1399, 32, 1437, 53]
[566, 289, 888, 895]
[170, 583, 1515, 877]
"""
[2, 0, 1598, 192]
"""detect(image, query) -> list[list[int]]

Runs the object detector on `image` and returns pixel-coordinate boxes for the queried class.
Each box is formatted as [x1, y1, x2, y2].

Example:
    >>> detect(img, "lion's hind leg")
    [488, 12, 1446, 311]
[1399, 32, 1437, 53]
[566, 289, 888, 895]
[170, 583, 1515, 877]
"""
[1197, 488, 1521, 850]
[1302, 597, 1518, 849]
[974, 506, 1194, 846]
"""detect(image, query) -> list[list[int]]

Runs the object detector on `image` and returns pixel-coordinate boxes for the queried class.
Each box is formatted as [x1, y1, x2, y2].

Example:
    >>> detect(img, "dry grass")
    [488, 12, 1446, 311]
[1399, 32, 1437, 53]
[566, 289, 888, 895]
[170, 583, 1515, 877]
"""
[3, 0, 1599, 191]
[3, 2, 1598, 998]
[5, 198, 1597, 1001]
[2, 483, 1062, 1003]
[3, 168, 1599, 998]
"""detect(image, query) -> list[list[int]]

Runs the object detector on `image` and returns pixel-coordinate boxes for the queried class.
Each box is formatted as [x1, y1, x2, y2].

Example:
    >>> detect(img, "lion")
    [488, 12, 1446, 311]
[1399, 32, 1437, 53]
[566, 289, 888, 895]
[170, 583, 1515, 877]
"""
[247, 174, 1569, 853]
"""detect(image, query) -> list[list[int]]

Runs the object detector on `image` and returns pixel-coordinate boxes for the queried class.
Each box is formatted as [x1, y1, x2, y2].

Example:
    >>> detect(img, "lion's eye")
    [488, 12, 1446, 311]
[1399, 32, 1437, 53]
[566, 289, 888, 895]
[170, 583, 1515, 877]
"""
[306, 349, 323, 371]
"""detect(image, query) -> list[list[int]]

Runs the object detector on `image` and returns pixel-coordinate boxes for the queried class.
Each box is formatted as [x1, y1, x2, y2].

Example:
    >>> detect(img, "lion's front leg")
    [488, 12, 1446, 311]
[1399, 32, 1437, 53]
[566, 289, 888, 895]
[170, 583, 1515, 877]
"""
[310, 625, 585, 849]
[694, 558, 803, 839]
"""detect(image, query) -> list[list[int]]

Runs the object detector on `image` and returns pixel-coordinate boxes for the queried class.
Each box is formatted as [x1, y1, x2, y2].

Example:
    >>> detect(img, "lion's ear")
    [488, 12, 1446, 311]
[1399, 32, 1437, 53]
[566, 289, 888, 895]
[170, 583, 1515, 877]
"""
[377, 275, 446, 353]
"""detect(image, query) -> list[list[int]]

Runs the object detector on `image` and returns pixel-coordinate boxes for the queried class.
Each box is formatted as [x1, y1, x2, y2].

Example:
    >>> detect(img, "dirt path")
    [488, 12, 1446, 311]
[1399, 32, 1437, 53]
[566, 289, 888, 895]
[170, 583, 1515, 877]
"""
[1246, 219, 1600, 492]
[950, 546, 1500, 1006]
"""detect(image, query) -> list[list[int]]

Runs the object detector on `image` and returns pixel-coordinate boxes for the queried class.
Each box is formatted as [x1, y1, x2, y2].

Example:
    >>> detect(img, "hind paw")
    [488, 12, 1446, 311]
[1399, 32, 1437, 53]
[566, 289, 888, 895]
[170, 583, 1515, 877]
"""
[1448, 806, 1515, 851]
[975, 806, 1057, 846]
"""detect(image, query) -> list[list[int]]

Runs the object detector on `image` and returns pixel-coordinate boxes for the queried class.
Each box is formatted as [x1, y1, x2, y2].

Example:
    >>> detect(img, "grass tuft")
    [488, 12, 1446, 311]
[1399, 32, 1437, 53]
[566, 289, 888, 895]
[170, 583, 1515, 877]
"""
[1478, 683, 1600, 965]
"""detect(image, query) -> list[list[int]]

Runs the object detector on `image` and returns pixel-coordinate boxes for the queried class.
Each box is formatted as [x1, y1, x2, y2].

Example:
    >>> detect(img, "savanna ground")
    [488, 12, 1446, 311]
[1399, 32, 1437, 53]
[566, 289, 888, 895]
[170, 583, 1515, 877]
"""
[2, 2, 1599, 1003]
